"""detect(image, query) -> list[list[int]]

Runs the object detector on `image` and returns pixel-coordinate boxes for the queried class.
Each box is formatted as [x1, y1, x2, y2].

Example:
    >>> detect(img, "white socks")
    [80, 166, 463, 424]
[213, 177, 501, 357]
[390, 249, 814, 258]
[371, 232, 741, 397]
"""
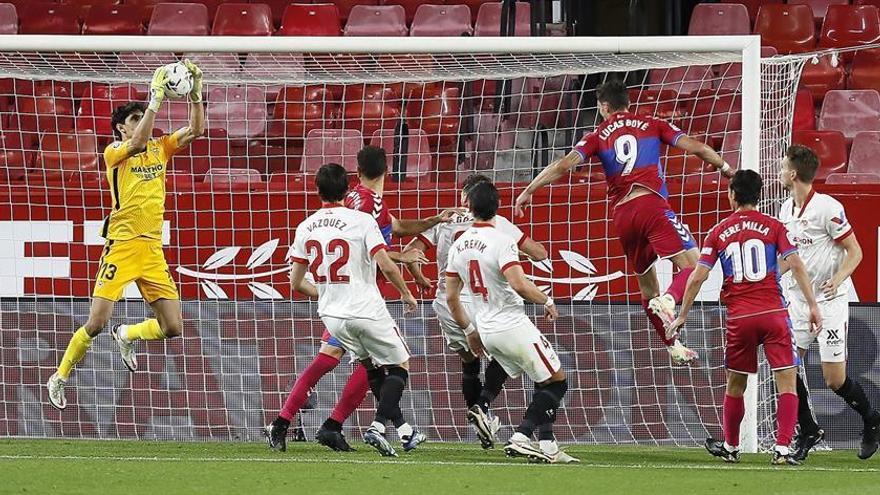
[539, 440, 559, 455]
[370, 421, 386, 434]
[397, 423, 414, 440]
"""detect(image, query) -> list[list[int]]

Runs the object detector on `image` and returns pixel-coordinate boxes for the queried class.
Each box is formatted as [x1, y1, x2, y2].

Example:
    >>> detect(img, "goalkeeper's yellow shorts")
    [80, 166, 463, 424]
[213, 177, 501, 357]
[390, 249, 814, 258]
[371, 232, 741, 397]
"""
[92, 237, 179, 303]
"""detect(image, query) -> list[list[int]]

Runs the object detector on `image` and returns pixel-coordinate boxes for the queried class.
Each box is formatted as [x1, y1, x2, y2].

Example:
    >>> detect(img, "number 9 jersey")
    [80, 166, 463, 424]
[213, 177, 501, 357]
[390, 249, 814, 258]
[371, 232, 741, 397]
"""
[698, 209, 798, 320]
[573, 111, 683, 207]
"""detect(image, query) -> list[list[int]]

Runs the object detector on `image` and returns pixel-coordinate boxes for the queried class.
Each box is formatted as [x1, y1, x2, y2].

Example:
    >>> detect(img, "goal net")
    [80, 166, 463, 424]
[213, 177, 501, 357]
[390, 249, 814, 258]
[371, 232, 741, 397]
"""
[0, 36, 800, 447]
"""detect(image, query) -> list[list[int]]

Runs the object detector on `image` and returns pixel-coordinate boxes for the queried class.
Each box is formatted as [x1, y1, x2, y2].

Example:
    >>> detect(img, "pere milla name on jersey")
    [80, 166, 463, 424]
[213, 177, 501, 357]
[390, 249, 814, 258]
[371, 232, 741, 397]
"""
[717, 220, 771, 242]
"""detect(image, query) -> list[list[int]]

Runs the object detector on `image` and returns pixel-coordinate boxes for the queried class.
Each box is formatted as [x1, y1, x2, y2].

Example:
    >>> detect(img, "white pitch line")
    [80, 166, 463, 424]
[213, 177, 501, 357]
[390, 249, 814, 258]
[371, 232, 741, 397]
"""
[0, 454, 877, 473]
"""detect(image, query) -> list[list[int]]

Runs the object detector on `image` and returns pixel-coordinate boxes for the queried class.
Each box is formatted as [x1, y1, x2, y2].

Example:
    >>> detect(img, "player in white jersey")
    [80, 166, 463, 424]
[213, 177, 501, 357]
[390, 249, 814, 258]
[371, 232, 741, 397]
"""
[286, 163, 420, 457]
[445, 181, 578, 464]
[403, 174, 549, 449]
[778, 145, 880, 461]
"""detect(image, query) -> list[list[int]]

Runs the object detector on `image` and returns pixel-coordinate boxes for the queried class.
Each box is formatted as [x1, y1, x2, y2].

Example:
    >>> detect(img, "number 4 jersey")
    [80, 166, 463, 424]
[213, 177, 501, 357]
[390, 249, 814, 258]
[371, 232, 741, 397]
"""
[291, 205, 389, 321]
[698, 209, 798, 320]
[445, 222, 527, 333]
[573, 111, 684, 207]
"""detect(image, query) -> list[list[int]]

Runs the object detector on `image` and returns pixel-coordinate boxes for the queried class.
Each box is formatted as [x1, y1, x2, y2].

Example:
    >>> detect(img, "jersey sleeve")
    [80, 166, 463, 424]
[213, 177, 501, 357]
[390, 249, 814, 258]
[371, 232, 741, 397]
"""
[445, 245, 461, 278]
[417, 223, 440, 249]
[823, 199, 854, 242]
[775, 222, 798, 259]
[655, 118, 685, 146]
[157, 134, 180, 162]
[365, 222, 387, 257]
[697, 229, 719, 269]
[496, 217, 526, 247]
[344, 189, 366, 213]
[572, 132, 599, 162]
[290, 226, 308, 265]
[103, 141, 130, 168]
[498, 239, 521, 274]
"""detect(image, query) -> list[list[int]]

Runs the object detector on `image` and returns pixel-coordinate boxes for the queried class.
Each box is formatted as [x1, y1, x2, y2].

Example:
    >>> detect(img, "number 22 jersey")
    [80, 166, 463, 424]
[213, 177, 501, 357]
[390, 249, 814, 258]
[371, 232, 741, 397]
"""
[698, 209, 798, 320]
[290, 205, 389, 320]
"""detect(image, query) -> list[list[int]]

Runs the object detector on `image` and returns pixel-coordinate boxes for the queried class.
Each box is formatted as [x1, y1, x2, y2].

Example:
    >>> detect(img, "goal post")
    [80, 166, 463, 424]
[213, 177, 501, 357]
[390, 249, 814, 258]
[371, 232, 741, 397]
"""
[0, 34, 799, 447]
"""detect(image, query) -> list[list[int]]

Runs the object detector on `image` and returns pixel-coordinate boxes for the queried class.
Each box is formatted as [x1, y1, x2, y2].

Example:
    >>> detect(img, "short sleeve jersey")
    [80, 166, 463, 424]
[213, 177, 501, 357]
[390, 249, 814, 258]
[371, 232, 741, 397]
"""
[345, 184, 393, 245]
[446, 222, 528, 333]
[573, 111, 684, 206]
[101, 134, 179, 240]
[290, 206, 389, 320]
[698, 209, 798, 320]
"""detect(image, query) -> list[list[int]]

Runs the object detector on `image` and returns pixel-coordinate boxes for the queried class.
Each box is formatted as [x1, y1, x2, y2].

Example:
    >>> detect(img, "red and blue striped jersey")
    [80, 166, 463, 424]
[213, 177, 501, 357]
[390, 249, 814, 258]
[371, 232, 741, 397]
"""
[573, 111, 684, 206]
[698, 210, 798, 320]
[345, 184, 393, 245]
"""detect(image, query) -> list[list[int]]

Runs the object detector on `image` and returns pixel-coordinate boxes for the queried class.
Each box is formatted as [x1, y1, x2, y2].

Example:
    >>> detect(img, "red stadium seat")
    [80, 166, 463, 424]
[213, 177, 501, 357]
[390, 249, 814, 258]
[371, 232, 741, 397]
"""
[206, 86, 267, 140]
[646, 66, 714, 96]
[663, 131, 712, 178]
[734, 0, 783, 23]
[720, 131, 742, 170]
[148, 3, 210, 36]
[301, 129, 363, 172]
[270, 85, 336, 139]
[212, 3, 272, 35]
[76, 84, 142, 138]
[277, 4, 341, 36]
[793, 89, 816, 131]
[15, 82, 75, 135]
[171, 127, 229, 174]
[849, 49, 880, 93]
[799, 54, 845, 103]
[446, 0, 495, 21]
[183, 52, 241, 75]
[333, 1, 379, 22]
[340, 83, 402, 138]
[18, 3, 82, 34]
[0, 131, 31, 181]
[754, 4, 816, 53]
[410, 4, 473, 37]
[788, 0, 849, 25]
[259, 0, 295, 27]
[0, 3, 18, 34]
[370, 128, 432, 178]
[792, 129, 847, 180]
[344, 5, 408, 36]
[628, 89, 680, 120]
[848, 131, 880, 175]
[382, 0, 427, 25]
[474, 1, 530, 36]
[204, 167, 263, 187]
[819, 5, 880, 52]
[406, 84, 461, 149]
[688, 3, 750, 36]
[713, 46, 778, 91]
[154, 100, 191, 134]
[825, 172, 880, 184]
[82, 5, 144, 35]
[36, 132, 100, 179]
[818, 89, 880, 140]
[680, 89, 742, 145]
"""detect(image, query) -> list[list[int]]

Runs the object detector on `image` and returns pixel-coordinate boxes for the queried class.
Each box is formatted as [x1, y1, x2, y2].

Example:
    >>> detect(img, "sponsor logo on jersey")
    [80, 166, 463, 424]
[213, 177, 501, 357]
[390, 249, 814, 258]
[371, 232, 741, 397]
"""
[131, 163, 164, 181]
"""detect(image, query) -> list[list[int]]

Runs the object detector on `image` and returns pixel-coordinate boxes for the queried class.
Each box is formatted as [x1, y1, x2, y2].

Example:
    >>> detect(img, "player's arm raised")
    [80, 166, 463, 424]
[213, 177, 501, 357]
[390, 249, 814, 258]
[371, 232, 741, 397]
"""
[667, 264, 711, 339]
[787, 252, 823, 335]
[820, 230, 862, 300]
[391, 209, 459, 237]
[503, 264, 558, 321]
[673, 135, 734, 178]
[515, 151, 583, 216]
[402, 237, 434, 292]
[374, 248, 417, 314]
[170, 59, 205, 149]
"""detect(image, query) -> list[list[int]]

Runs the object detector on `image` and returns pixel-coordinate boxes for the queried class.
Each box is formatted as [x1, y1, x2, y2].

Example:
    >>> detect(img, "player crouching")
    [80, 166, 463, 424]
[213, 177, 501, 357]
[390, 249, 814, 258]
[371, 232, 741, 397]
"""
[668, 170, 822, 466]
[445, 182, 578, 464]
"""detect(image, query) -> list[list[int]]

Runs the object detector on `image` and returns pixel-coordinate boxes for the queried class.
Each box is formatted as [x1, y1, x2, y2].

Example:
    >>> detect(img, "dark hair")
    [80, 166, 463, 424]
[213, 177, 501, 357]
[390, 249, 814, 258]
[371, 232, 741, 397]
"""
[110, 102, 146, 140]
[316, 163, 349, 202]
[467, 181, 499, 221]
[462, 173, 491, 194]
[786, 144, 820, 183]
[596, 80, 629, 111]
[357, 145, 387, 180]
[729, 169, 762, 207]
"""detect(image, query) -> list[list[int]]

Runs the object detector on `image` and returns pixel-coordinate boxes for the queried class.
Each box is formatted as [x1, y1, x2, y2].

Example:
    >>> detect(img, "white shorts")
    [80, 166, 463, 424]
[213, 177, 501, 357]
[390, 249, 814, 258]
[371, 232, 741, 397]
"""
[321, 312, 411, 366]
[480, 320, 561, 383]
[788, 296, 848, 363]
[432, 298, 476, 354]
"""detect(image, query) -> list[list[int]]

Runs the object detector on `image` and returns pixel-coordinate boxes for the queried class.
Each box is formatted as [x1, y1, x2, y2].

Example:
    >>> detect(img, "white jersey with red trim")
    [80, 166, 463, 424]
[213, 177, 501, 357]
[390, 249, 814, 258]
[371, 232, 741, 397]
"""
[446, 221, 528, 333]
[291, 206, 389, 320]
[419, 211, 525, 302]
[779, 190, 853, 302]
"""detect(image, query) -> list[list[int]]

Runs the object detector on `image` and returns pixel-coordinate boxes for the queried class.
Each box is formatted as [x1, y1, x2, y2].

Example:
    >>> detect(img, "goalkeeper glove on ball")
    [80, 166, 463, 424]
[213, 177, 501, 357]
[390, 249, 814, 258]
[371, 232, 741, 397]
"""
[148, 66, 169, 113]
[183, 59, 203, 104]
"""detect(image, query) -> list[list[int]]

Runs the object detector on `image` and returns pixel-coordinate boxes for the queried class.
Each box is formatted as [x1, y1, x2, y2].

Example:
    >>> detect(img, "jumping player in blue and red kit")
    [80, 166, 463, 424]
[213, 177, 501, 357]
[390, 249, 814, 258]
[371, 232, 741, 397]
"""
[515, 80, 735, 364]
[266, 146, 454, 453]
[668, 170, 822, 465]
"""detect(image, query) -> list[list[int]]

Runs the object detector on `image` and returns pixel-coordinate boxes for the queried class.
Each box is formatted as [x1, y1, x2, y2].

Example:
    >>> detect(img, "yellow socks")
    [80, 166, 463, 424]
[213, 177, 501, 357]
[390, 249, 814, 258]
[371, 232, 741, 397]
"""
[124, 319, 166, 341]
[57, 327, 92, 379]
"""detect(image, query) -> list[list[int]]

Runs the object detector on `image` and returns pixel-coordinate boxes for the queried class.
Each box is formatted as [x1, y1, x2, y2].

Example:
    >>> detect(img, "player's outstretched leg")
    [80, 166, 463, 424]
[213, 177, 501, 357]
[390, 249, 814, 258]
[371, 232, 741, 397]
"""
[316, 363, 369, 452]
[266, 348, 342, 451]
[505, 376, 568, 463]
[467, 358, 507, 449]
[829, 376, 880, 460]
[792, 369, 824, 462]
[364, 365, 411, 457]
[638, 266, 698, 366]
[112, 299, 184, 372]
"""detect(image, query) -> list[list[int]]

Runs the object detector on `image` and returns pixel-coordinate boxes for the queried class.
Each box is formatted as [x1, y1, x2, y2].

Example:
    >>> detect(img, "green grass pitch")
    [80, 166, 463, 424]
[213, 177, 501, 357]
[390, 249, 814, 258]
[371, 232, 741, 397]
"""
[0, 439, 876, 495]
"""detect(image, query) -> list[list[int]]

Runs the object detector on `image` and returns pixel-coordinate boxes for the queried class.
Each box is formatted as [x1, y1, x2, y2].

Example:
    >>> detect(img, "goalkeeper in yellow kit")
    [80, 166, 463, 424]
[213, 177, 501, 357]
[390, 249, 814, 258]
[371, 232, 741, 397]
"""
[47, 61, 204, 410]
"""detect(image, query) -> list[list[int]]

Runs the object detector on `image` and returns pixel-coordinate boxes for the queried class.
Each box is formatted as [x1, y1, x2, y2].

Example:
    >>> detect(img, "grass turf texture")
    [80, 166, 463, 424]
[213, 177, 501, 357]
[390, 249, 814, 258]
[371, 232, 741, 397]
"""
[0, 439, 876, 495]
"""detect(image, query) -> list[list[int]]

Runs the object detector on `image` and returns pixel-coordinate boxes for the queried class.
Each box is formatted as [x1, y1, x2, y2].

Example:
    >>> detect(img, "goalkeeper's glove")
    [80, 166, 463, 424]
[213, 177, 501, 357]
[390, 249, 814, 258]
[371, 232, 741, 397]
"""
[148, 66, 169, 113]
[183, 58, 203, 104]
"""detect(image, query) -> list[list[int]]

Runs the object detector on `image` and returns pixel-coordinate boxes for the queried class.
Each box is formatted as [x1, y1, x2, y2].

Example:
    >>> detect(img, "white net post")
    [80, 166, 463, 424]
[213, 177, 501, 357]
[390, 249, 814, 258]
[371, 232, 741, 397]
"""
[0, 35, 804, 445]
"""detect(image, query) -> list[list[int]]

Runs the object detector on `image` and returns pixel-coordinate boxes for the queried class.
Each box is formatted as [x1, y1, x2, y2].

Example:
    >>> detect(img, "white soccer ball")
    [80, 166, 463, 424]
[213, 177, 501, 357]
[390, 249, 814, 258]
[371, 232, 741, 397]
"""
[163, 62, 193, 99]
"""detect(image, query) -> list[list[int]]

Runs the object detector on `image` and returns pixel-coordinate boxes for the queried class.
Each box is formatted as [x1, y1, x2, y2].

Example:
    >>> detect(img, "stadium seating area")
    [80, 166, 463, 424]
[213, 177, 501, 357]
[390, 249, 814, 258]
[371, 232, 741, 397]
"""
[2, 1, 880, 185]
